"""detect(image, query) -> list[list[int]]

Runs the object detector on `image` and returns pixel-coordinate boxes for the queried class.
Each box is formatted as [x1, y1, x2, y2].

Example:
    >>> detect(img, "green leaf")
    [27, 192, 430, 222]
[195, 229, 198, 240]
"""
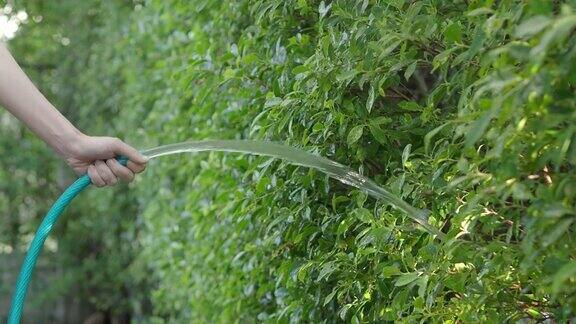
[467, 8, 493, 16]
[354, 208, 373, 224]
[292, 64, 309, 75]
[355, 192, 368, 207]
[264, 97, 282, 108]
[511, 182, 533, 200]
[317, 261, 337, 281]
[382, 265, 401, 278]
[432, 46, 458, 71]
[241, 53, 259, 64]
[379, 39, 402, 58]
[542, 203, 573, 218]
[366, 84, 375, 113]
[542, 218, 573, 248]
[465, 109, 495, 148]
[552, 261, 576, 294]
[332, 195, 349, 211]
[424, 122, 452, 153]
[223, 68, 236, 80]
[347, 125, 364, 146]
[404, 61, 417, 80]
[465, 25, 486, 60]
[444, 22, 462, 43]
[398, 101, 421, 111]
[339, 304, 352, 320]
[371, 116, 392, 125]
[323, 289, 338, 306]
[395, 272, 420, 286]
[337, 217, 355, 236]
[531, 15, 576, 58]
[369, 123, 388, 145]
[514, 15, 551, 38]
[297, 262, 314, 282]
[413, 296, 425, 310]
[402, 144, 411, 167]
[336, 69, 359, 83]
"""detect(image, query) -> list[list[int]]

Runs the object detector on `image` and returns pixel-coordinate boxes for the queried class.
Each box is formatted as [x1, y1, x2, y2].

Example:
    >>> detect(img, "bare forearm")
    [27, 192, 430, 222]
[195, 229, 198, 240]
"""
[0, 42, 80, 155]
[0, 42, 146, 187]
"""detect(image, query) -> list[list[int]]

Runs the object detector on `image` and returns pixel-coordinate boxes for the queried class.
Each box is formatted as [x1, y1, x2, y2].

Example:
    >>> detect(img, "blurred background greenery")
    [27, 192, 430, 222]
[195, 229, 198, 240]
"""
[1, 0, 576, 322]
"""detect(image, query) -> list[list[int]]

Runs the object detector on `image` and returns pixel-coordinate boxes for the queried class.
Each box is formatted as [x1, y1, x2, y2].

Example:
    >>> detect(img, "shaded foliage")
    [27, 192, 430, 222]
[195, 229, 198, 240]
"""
[2, 0, 576, 322]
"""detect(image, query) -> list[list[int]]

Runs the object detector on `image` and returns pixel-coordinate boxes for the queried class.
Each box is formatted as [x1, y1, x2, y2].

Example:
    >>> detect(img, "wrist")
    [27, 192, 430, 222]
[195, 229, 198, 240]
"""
[53, 128, 84, 157]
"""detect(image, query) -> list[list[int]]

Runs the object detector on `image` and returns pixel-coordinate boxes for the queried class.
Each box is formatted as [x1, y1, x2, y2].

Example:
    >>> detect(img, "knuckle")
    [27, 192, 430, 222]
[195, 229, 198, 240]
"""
[113, 138, 123, 148]
[120, 167, 133, 179]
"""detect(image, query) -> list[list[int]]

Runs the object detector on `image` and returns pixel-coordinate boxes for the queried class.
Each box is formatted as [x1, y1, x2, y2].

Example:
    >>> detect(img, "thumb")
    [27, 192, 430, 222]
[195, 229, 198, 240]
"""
[112, 139, 148, 164]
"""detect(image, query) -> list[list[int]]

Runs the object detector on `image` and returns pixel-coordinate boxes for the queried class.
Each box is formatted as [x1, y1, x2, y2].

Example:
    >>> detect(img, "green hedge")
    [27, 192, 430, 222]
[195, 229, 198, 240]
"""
[7, 0, 576, 321]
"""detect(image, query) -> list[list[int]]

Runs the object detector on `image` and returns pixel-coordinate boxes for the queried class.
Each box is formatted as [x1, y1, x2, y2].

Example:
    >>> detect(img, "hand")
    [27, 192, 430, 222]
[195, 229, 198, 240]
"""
[61, 134, 148, 187]
[1, 44, 147, 185]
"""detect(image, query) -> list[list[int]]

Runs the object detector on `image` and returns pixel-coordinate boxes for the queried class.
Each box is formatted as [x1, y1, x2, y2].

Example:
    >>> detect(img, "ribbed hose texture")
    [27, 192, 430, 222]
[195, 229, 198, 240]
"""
[8, 157, 128, 323]
[8, 175, 91, 323]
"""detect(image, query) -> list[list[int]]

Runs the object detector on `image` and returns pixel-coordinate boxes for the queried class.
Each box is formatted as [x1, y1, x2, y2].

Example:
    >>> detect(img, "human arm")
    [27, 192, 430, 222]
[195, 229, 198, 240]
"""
[0, 42, 146, 186]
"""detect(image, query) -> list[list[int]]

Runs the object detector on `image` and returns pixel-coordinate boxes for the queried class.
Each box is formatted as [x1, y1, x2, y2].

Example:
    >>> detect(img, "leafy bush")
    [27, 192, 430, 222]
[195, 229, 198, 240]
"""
[6, 0, 576, 322]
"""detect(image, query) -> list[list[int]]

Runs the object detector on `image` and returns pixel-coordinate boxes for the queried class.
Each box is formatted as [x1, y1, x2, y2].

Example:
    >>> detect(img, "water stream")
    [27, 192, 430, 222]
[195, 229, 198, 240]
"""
[141, 140, 443, 238]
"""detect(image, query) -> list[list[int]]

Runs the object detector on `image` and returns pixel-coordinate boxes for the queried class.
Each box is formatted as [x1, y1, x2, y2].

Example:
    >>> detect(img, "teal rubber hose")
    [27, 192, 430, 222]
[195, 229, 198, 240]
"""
[7, 158, 127, 324]
[7, 175, 91, 324]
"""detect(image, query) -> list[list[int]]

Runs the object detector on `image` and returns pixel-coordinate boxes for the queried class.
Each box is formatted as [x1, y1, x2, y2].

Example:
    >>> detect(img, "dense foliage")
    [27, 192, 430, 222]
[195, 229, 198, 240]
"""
[2, 0, 576, 322]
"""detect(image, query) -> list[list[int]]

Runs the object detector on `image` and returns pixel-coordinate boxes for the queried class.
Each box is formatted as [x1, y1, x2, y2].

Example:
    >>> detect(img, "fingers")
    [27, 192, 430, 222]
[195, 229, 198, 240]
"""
[95, 160, 117, 186]
[106, 159, 135, 182]
[87, 165, 106, 187]
[127, 160, 146, 174]
[88, 159, 143, 187]
[111, 139, 148, 175]
[72, 136, 148, 187]
[113, 139, 148, 164]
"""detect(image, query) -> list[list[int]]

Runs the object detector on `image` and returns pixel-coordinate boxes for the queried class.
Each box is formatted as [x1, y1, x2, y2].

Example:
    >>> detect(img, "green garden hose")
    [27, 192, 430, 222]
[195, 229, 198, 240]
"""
[7, 158, 128, 324]
[8, 175, 91, 323]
